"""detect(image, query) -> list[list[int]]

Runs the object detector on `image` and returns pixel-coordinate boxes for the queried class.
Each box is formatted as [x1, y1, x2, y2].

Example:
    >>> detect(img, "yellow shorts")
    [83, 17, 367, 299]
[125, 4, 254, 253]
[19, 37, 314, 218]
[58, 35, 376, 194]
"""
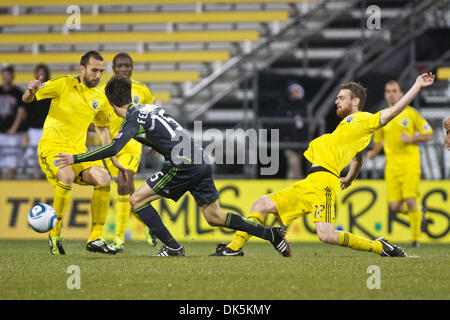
[38, 146, 105, 188]
[385, 169, 420, 202]
[269, 171, 341, 226]
[103, 151, 141, 177]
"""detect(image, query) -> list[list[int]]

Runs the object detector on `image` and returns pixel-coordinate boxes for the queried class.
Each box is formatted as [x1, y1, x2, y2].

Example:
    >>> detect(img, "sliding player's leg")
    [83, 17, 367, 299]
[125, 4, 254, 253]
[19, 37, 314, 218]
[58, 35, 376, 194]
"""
[200, 198, 291, 257]
[212, 196, 272, 256]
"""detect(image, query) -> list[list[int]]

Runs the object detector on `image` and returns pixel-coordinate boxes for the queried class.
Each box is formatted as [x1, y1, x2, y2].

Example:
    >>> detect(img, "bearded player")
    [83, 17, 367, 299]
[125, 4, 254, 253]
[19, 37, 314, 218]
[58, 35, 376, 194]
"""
[212, 73, 435, 257]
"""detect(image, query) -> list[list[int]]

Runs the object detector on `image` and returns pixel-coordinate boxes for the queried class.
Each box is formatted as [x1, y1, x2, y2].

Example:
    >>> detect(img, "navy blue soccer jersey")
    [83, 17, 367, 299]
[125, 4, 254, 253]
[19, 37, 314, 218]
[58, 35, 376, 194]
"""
[73, 103, 218, 205]
[74, 104, 203, 165]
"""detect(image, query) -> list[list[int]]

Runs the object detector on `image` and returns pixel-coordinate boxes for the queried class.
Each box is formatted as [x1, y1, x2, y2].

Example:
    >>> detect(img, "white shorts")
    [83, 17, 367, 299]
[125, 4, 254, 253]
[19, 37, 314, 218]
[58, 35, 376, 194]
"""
[0, 133, 24, 169]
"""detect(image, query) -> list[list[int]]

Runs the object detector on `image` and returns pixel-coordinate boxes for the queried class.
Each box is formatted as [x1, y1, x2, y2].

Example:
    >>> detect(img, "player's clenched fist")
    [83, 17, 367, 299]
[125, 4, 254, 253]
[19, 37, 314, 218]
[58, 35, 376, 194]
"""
[27, 75, 44, 95]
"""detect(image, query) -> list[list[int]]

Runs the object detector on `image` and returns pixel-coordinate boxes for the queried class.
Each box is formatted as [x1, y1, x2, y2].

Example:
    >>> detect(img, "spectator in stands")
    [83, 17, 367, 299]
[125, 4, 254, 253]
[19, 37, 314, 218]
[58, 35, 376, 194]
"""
[444, 116, 450, 150]
[24, 64, 51, 179]
[278, 82, 307, 179]
[0, 64, 26, 180]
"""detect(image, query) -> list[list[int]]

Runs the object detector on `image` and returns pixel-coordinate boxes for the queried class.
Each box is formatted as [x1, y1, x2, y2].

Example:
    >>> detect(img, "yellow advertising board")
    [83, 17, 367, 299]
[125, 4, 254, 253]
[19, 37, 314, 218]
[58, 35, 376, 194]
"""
[1, 179, 449, 243]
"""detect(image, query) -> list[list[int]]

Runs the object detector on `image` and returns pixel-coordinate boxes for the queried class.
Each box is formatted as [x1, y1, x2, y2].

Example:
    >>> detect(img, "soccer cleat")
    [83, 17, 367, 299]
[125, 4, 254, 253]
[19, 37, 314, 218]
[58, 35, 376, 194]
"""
[210, 243, 244, 256]
[154, 245, 185, 257]
[270, 226, 291, 257]
[49, 235, 65, 255]
[112, 239, 125, 252]
[376, 237, 406, 257]
[86, 239, 117, 255]
[145, 227, 158, 247]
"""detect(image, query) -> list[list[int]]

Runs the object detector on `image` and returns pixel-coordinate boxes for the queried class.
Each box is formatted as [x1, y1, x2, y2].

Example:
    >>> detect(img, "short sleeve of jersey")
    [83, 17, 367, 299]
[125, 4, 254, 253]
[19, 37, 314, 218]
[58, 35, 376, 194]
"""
[412, 110, 433, 135]
[362, 111, 382, 132]
[35, 76, 65, 101]
[372, 126, 384, 143]
[93, 98, 111, 127]
[138, 83, 155, 105]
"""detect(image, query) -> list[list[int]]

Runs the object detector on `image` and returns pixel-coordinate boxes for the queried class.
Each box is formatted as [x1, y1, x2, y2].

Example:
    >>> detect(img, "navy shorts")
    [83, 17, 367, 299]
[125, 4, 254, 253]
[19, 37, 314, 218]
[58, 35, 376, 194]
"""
[146, 162, 219, 206]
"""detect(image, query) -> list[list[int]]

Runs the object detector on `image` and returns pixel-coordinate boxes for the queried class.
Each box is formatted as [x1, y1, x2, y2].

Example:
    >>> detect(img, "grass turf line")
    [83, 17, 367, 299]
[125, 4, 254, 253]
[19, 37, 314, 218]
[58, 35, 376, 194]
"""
[0, 240, 449, 300]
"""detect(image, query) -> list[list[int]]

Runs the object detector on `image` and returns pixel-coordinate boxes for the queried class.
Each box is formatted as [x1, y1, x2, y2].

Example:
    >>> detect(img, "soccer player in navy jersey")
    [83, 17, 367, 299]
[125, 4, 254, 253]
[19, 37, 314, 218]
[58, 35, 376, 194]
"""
[55, 76, 291, 257]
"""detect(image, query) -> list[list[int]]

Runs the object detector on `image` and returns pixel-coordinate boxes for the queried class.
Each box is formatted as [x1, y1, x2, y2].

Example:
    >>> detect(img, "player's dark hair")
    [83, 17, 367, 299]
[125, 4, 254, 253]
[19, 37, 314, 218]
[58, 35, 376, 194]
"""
[105, 75, 132, 107]
[340, 82, 367, 110]
[112, 52, 133, 67]
[80, 51, 104, 67]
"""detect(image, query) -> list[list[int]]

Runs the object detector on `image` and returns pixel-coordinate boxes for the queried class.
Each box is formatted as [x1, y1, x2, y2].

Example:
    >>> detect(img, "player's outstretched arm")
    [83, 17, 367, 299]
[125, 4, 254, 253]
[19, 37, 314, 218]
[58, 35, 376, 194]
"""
[380, 73, 435, 126]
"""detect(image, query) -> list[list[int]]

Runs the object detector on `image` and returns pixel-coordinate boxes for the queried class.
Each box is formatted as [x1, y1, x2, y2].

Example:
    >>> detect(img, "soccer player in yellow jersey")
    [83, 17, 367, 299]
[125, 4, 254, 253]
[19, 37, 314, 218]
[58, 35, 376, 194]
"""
[367, 80, 433, 247]
[22, 51, 124, 255]
[212, 73, 435, 257]
[98, 52, 157, 251]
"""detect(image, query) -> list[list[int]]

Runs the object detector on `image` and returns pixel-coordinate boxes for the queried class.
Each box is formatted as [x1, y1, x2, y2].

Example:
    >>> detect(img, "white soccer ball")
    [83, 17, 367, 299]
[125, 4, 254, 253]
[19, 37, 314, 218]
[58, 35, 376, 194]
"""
[28, 204, 57, 233]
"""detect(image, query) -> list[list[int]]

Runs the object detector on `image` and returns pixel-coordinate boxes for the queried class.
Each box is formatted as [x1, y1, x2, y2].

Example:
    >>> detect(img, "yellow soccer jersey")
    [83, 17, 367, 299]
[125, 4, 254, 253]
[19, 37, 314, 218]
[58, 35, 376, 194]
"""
[98, 79, 155, 155]
[36, 75, 111, 152]
[304, 111, 382, 176]
[373, 105, 432, 172]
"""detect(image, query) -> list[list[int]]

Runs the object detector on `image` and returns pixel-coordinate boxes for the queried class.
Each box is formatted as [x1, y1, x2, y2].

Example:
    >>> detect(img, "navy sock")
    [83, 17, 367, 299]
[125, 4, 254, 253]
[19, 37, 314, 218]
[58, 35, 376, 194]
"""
[134, 203, 180, 249]
[225, 213, 273, 241]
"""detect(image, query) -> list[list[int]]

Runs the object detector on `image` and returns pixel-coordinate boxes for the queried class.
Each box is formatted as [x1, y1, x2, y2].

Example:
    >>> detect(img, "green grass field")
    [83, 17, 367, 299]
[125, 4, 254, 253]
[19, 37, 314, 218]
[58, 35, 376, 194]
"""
[1, 240, 449, 300]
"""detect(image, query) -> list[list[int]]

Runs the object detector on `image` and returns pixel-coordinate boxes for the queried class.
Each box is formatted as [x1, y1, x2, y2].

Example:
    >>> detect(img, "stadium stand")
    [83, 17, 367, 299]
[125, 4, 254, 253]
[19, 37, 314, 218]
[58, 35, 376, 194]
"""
[0, 0, 449, 180]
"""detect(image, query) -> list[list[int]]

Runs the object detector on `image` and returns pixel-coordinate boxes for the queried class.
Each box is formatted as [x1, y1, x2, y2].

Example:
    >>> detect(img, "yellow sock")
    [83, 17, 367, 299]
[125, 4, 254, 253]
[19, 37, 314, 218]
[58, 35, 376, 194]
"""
[115, 194, 131, 241]
[408, 209, 422, 242]
[88, 185, 110, 242]
[338, 231, 382, 255]
[227, 212, 264, 251]
[49, 181, 72, 237]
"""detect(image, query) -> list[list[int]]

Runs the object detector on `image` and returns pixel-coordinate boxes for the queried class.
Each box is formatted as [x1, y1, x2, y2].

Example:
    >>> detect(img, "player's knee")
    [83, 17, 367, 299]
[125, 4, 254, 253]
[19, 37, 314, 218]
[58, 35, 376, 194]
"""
[389, 202, 403, 213]
[316, 228, 334, 244]
[91, 166, 111, 185]
[57, 168, 75, 184]
[251, 195, 276, 214]
[129, 193, 139, 209]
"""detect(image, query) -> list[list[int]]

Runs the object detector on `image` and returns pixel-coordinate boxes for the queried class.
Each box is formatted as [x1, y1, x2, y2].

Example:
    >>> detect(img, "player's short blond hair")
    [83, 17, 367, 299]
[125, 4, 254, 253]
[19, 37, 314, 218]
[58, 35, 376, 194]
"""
[340, 82, 367, 110]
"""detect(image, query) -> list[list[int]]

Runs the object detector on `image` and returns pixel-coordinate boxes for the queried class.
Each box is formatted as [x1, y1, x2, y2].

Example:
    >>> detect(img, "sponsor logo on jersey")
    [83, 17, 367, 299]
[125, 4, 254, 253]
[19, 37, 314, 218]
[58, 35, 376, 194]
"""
[92, 99, 98, 110]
